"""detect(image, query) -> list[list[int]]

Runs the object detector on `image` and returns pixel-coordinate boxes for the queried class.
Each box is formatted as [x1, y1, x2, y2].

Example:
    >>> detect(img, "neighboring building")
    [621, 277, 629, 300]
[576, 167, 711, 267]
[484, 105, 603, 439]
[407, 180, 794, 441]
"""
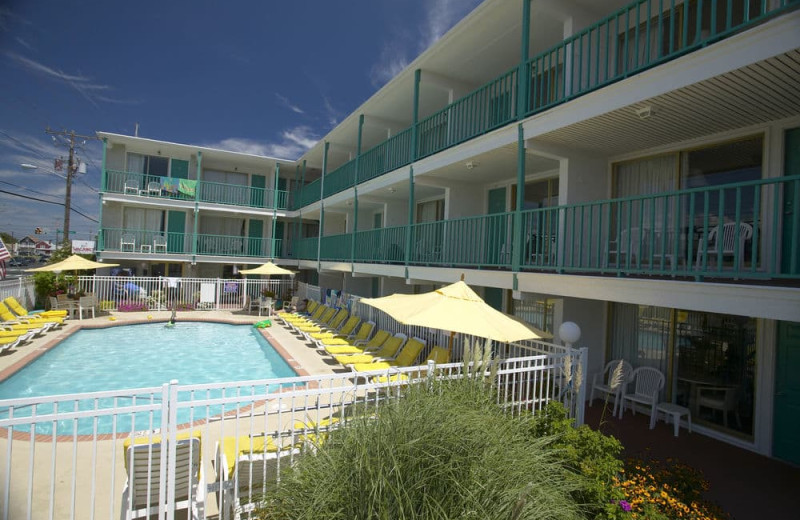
[96, 0, 800, 464]
[17, 235, 38, 256]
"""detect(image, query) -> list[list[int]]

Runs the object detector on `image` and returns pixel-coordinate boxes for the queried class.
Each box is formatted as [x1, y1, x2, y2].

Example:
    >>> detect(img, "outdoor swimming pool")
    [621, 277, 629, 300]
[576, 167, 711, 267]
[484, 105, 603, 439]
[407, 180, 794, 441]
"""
[0, 322, 297, 434]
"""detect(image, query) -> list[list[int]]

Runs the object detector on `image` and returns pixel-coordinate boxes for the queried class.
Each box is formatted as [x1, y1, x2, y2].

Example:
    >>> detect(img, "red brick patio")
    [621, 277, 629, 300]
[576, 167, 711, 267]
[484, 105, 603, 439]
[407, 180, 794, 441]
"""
[584, 404, 800, 520]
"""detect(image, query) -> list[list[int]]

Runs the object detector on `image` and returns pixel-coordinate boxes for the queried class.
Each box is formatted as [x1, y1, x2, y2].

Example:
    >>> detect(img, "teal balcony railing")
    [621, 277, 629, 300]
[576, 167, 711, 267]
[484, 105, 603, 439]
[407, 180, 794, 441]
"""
[323, 160, 357, 198]
[524, 0, 797, 115]
[99, 228, 282, 259]
[293, 237, 320, 260]
[353, 226, 408, 263]
[294, 178, 322, 209]
[319, 234, 353, 261]
[104, 170, 288, 210]
[292, 0, 797, 212]
[417, 67, 518, 159]
[295, 176, 800, 282]
[358, 128, 414, 183]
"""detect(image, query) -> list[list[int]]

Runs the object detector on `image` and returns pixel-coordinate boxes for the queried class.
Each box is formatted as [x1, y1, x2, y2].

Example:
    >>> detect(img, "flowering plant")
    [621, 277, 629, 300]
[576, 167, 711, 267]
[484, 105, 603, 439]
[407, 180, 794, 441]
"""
[117, 301, 149, 312]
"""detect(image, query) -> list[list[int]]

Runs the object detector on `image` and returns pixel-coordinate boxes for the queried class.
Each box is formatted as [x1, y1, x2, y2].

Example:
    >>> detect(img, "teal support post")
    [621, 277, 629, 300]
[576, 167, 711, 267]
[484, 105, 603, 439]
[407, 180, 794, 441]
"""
[272, 163, 280, 258]
[317, 143, 329, 271]
[513, 125, 525, 271]
[192, 152, 202, 258]
[293, 164, 301, 251]
[404, 166, 415, 267]
[351, 187, 358, 267]
[411, 69, 421, 161]
[356, 114, 364, 182]
[100, 137, 108, 191]
[517, 0, 531, 119]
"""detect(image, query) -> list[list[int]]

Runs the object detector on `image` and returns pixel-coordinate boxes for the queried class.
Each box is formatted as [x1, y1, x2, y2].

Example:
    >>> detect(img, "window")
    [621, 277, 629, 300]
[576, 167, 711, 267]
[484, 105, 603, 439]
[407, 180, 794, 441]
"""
[127, 153, 168, 176]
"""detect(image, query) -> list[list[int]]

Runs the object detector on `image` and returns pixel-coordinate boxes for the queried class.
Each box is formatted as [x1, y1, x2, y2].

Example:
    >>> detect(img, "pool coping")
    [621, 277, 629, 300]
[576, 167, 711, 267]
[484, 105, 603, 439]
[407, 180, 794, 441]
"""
[0, 317, 315, 442]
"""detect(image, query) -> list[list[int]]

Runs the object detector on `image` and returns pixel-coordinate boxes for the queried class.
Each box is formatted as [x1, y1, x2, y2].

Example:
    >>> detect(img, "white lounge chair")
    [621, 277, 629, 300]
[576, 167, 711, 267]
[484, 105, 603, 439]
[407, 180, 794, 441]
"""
[120, 430, 205, 520]
[619, 366, 665, 419]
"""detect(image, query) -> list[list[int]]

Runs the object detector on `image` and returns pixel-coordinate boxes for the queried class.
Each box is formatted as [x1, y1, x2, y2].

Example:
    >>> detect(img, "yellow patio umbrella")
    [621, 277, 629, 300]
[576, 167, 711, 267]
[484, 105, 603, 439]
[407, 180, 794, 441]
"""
[238, 261, 295, 276]
[25, 255, 118, 273]
[359, 280, 550, 353]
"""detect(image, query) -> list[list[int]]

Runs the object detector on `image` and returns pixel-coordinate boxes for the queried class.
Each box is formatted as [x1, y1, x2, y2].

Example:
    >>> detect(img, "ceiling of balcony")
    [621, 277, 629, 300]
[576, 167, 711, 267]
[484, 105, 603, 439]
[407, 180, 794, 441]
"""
[535, 50, 800, 156]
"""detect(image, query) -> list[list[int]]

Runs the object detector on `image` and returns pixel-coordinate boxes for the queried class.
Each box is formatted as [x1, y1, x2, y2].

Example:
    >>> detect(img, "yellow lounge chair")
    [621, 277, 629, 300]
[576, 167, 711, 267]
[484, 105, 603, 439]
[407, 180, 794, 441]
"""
[350, 337, 426, 372]
[324, 327, 388, 355]
[281, 302, 324, 323]
[4, 296, 68, 319]
[315, 320, 374, 349]
[294, 307, 340, 333]
[287, 305, 332, 328]
[334, 333, 407, 366]
[308, 315, 360, 341]
[373, 346, 452, 383]
[0, 302, 63, 326]
[298, 308, 349, 335]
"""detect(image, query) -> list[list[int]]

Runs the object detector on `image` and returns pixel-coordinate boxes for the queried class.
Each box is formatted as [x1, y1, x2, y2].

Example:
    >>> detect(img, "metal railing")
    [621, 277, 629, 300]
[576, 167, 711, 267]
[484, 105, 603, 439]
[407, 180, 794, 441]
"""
[292, 237, 319, 260]
[0, 277, 35, 309]
[291, 0, 798, 212]
[71, 276, 295, 312]
[306, 175, 800, 281]
[0, 340, 585, 520]
[98, 228, 282, 259]
[322, 160, 357, 198]
[104, 170, 288, 210]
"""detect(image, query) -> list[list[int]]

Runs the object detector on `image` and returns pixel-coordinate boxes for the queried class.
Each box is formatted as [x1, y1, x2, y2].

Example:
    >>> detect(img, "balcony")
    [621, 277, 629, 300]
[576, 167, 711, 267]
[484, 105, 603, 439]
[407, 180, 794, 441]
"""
[294, 0, 797, 211]
[99, 228, 283, 259]
[104, 170, 289, 210]
[298, 175, 800, 283]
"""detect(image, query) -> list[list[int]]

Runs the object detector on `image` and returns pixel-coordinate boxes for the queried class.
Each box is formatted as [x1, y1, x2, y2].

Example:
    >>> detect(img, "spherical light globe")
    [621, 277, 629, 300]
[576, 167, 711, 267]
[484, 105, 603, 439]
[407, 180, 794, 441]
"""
[558, 321, 581, 346]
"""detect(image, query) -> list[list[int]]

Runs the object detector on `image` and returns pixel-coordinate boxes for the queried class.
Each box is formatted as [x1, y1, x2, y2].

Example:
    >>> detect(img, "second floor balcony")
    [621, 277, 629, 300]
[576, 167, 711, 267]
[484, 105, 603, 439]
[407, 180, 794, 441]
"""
[104, 170, 289, 211]
[292, 175, 800, 284]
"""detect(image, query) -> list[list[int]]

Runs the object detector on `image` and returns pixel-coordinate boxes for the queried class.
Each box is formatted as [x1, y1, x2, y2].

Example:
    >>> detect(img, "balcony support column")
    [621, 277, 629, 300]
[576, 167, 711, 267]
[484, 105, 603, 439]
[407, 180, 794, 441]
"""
[317, 142, 329, 272]
[293, 164, 301, 254]
[99, 137, 107, 252]
[513, 124, 525, 272]
[405, 166, 415, 268]
[356, 114, 364, 183]
[411, 69, 421, 161]
[351, 186, 358, 270]
[192, 152, 202, 261]
[517, 0, 531, 119]
[272, 163, 280, 258]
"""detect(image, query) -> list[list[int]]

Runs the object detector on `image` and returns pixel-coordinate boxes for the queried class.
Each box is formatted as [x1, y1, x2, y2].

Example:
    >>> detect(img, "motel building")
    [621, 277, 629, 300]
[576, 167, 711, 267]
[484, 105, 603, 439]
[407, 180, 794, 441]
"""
[96, 0, 800, 465]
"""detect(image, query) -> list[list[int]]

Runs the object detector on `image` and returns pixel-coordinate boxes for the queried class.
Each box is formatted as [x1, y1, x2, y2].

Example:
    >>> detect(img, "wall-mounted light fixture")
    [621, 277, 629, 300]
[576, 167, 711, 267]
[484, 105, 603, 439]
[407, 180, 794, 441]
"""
[388, 187, 397, 194]
[465, 161, 479, 170]
[635, 106, 654, 120]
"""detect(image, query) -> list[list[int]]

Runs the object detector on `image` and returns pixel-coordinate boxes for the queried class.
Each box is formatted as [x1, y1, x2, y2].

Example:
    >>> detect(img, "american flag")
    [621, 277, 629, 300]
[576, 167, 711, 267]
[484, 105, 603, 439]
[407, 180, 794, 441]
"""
[0, 238, 10, 279]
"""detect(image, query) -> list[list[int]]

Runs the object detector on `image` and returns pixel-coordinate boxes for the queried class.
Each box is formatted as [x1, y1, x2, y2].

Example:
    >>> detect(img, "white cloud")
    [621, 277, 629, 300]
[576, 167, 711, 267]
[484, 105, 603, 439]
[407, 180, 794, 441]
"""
[369, 44, 410, 88]
[275, 93, 305, 114]
[205, 126, 320, 160]
[4, 51, 134, 107]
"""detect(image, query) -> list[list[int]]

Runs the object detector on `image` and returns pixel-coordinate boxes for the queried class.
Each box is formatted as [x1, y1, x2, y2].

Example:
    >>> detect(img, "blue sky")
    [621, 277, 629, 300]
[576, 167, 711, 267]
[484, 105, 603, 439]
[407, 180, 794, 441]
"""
[0, 0, 481, 242]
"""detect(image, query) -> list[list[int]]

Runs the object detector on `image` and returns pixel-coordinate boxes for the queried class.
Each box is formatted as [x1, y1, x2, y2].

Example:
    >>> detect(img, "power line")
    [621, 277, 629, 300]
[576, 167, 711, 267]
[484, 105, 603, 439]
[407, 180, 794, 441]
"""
[0, 189, 99, 223]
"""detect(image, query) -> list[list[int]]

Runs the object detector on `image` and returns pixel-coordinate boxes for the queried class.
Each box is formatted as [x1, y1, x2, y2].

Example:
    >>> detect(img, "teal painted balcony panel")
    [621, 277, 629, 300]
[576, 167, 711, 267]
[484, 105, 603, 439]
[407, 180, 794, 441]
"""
[417, 67, 518, 159]
[323, 160, 358, 198]
[196, 234, 278, 258]
[293, 237, 320, 260]
[525, 0, 798, 115]
[358, 128, 414, 183]
[104, 170, 288, 210]
[522, 174, 800, 279]
[353, 226, 408, 263]
[319, 234, 353, 261]
[295, 178, 322, 209]
[99, 228, 189, 255]
[412, 212, 515, 267]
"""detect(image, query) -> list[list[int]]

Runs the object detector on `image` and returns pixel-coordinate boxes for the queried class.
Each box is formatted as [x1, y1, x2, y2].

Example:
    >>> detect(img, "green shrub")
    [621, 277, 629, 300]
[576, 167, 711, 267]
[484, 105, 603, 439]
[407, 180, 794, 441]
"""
[256, 379, 588, 520]
[527, 401, 624, 518]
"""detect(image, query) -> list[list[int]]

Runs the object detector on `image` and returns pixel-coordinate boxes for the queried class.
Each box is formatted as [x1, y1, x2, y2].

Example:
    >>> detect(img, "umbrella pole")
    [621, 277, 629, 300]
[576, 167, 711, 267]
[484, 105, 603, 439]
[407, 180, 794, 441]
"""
[447, 331, 455, 354]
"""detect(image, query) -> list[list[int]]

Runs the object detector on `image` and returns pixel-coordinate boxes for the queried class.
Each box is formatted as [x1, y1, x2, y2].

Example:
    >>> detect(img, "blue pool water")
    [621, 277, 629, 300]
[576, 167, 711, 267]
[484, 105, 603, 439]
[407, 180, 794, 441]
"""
[0, 322, 297, 434]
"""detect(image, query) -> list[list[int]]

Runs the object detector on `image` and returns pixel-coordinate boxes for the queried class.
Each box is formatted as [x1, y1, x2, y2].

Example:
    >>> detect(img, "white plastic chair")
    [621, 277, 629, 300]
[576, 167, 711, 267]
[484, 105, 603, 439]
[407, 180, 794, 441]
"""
[140, 181, 161, 196]
[697, 385, 742, 428]
[124, 180, 139, 195]
[695, 222, 753, 269]
[589, 359, 633, 417]
[619, 366, 665, 419]
[78, 295, 97, 320]
[606, 227, 643, 267]
[153, 235, 168, 253]
[120, 233, 136, 252]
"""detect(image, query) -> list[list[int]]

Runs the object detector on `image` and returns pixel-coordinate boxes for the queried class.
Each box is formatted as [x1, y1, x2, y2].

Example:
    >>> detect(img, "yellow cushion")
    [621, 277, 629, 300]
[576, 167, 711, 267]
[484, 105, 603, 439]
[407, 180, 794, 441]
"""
[221, 435, 279, 478]
[324, 345, 364, 355]
[293, 418, 340, 447]
[351, 362, 392, 372]
[309, 331, 336, 340]
[334, 353, 378, 365]
[123, 430, 202, 473]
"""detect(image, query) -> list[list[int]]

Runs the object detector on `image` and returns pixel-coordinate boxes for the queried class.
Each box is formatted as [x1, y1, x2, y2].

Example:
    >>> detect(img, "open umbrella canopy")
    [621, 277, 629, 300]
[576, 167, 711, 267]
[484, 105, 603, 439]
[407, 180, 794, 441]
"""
[239, 261, 295, 276]
[26, 255, 118, 273]
[360, 280, 550, 344]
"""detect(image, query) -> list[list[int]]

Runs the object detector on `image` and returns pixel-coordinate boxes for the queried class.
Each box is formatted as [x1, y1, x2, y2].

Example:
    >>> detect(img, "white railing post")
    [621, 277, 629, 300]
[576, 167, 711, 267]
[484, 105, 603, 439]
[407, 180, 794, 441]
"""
[164, 380, 179, 520]
[576, 346, 588, 426]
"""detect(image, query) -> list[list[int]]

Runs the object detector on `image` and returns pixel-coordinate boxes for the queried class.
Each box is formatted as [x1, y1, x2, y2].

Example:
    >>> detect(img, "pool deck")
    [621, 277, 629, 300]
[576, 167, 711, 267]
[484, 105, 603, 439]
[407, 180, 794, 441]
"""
[0, 309, 344, 519]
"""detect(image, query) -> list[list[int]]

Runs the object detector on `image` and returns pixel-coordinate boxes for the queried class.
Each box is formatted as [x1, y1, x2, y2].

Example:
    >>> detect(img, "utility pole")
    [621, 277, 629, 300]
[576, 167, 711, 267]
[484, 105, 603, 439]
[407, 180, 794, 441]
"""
[45, 129, 98, 246]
